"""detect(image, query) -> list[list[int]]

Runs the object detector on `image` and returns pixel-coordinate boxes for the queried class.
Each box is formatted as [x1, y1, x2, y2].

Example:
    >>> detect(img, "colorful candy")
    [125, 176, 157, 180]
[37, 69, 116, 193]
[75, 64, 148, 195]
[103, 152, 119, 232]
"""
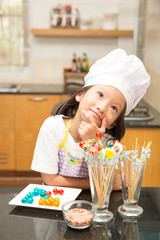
[46, 191, 52, 197]
[64, 208, 93, 228]
[21, 196, 29, 204]
[40, 190, 46, 197]
[79, 139, 102, 157]
[96, 131, 102, 139]
[34, 187, 40, 196]
[79, 132, 123, 166]
[53, 188, 58, 195]
[21, 187, 64, 207]
[27, 192, 34, 198]
[58, 189, 64, 195]
[38, 197, 45, 205]
[21, 196, 33, 204]
[105, 148, 115, 158]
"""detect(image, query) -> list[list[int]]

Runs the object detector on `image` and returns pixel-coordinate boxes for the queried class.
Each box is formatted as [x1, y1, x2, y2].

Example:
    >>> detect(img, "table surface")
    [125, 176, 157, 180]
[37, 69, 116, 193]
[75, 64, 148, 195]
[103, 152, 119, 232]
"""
[1, 187, 160, 240]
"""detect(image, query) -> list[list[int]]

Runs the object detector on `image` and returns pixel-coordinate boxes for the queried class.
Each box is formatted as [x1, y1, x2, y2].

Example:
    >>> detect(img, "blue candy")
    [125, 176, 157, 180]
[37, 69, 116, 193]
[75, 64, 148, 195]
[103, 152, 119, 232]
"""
[21, 196, 28, 203]
[44, 195, 49, 199]
[34, 187, 40, 196]
[28, 197, 34, 204]
[27, 192, 34, 198]
[40, 190, 46, 197]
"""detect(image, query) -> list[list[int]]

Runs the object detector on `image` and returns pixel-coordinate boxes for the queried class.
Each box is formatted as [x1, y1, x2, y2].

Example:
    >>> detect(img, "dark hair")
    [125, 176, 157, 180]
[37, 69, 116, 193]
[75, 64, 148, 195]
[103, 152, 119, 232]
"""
[51, 86, 126, 141]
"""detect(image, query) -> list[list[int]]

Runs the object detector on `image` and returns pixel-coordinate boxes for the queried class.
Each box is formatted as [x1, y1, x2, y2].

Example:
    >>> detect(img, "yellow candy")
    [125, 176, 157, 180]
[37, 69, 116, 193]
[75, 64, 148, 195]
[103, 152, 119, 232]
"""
[105, 148, 115, 158]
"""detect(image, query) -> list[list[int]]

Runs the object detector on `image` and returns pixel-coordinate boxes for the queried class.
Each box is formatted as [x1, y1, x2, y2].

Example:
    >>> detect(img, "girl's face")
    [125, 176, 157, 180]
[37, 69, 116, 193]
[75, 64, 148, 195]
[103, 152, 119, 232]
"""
[76, 85, 126, 129]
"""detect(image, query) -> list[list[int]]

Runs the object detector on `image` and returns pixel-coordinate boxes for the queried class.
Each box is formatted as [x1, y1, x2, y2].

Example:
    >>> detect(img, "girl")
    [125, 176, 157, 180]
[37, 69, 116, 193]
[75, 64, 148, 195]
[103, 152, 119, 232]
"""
[31, 49, 150, 190]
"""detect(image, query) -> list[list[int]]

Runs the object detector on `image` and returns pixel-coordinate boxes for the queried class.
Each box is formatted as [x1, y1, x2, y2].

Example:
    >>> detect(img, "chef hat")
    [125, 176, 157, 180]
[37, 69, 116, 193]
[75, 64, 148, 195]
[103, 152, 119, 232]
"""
[84, 48, 150, 116]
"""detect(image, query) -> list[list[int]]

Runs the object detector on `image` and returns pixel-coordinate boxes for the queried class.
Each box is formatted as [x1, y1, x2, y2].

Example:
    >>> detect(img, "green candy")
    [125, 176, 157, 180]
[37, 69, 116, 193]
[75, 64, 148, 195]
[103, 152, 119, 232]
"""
[99, 150, 105, 159]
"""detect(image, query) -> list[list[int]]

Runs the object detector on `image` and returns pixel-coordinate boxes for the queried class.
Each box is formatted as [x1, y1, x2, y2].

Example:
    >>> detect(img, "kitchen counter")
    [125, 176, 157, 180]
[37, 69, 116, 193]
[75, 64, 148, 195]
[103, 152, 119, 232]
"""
[1, 187, 160, 240]
[18, 84, 68, 95]
[124, 100, 160, 128]
[1, 83, 160, 128]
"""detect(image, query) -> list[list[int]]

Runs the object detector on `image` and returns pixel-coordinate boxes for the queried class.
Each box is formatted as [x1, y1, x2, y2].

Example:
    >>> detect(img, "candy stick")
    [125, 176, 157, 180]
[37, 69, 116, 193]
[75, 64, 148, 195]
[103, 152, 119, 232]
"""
[129, 161, 145, 201]
[128, 160, 132, 201]
[91, 165, 103, 207]
[102, 164, 115, 200]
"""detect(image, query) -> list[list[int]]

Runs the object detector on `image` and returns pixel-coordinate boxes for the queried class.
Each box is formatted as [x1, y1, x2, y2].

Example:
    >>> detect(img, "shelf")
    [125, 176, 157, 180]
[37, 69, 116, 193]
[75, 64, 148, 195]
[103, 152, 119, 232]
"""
[64, 68, 87, 78]
[64, 68, 86, 90]
[31, 28, 134, 37]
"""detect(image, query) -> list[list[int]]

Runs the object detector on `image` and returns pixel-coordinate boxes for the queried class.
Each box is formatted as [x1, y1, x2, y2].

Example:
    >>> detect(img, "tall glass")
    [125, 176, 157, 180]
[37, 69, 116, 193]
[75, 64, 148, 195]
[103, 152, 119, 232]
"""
[118, 149, 149, 217]
[88, 160, 116, 223]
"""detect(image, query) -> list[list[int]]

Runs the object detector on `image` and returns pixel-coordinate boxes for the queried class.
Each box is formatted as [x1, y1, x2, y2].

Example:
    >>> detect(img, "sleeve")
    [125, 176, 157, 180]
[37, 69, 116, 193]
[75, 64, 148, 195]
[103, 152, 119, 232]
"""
[31, 117, 61, 174]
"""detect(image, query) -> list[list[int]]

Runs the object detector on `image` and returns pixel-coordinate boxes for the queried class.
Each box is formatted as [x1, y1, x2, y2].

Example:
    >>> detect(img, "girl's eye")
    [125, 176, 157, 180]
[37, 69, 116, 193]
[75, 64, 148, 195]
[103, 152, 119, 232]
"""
[111, 106, 118, 112]
[98, 92, 103, 97]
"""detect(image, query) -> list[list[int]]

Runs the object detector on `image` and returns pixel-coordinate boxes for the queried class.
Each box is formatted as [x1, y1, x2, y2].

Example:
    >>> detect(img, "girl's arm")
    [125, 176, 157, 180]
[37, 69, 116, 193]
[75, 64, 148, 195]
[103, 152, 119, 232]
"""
[41, 173, 90, 189]
[112, 173, 122, 191]
[41, 172, 121, 191]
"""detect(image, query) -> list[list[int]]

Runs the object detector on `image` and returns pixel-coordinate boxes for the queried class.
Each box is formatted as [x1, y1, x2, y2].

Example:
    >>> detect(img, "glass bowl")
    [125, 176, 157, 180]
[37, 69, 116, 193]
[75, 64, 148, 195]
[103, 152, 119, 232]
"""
[62, 200, 95, 229]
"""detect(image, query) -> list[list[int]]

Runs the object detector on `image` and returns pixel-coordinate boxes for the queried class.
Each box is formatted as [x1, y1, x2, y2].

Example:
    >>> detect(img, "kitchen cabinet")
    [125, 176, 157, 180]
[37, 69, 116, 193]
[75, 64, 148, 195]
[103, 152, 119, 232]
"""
[1, 91, 160, 188]
[15, 94, 68, 170]
[121, 128, 160, 187]
[0, 95, 15, 170]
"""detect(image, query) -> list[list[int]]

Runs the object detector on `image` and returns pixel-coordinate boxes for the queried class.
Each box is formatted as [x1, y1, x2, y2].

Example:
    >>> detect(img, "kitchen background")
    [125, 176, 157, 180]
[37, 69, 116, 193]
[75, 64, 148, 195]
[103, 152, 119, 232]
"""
[0, 0, 160, 187]
[0, 0, 160, 112]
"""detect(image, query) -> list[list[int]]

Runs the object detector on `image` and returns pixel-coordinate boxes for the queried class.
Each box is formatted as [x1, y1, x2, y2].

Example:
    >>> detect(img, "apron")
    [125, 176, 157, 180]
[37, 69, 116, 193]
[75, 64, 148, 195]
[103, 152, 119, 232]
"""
[58, 119, 89, 178]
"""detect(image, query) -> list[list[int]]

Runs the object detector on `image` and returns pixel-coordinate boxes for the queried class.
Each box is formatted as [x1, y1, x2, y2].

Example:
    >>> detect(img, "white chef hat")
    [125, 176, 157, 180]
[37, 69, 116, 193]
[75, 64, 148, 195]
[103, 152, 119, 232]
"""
[84, 48, 150, 116]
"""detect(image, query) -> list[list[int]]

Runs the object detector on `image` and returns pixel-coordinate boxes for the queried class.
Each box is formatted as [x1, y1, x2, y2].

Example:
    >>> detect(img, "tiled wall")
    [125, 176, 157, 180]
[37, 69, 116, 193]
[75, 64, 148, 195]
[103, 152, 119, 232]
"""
[0, 0, 137, 85]
[30, 0, 137, 85]
[143, 0, 160, 113]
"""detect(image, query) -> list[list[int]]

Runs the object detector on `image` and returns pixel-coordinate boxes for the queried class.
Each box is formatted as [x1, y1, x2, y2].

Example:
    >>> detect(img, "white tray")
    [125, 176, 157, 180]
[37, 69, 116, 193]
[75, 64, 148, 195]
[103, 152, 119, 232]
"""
[9, 184, 82, 211]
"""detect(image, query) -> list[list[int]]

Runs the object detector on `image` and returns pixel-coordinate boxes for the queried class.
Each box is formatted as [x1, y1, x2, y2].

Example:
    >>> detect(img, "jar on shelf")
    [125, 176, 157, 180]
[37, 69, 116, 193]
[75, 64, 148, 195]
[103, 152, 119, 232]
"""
[102, 13, 118, 30]
[51, 7, 62, 28]
[65, 5, 72, 28]
[60, 7, 67, 28]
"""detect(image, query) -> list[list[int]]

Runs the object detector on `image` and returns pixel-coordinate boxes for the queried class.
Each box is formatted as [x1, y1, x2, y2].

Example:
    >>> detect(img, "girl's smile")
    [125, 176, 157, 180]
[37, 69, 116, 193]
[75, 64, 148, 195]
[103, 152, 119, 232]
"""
[89, 109, 102, 121]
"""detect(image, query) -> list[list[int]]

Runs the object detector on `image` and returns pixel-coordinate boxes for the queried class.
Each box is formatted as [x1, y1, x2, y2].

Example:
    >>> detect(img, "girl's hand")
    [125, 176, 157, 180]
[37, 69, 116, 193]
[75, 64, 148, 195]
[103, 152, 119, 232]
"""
[78, 109, 106, 140]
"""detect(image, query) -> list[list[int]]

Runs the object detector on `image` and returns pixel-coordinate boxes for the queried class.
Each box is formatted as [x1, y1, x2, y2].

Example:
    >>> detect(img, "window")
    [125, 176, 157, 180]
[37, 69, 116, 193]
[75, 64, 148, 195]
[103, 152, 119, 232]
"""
[0, 0, 29, 72]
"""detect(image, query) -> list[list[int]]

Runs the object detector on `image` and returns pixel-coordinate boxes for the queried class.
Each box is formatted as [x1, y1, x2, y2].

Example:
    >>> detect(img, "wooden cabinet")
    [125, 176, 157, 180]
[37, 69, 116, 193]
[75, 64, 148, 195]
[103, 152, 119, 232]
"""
[121, 128, 160, 187]
[1, 93, 160, 187]
[0, 95, 15, 170]
[15, 94, 68, 170]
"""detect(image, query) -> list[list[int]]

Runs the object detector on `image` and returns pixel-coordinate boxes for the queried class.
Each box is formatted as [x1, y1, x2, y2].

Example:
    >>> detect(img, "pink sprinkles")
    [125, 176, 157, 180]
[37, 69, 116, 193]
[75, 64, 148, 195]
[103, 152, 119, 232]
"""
[64, 208, 93, 228]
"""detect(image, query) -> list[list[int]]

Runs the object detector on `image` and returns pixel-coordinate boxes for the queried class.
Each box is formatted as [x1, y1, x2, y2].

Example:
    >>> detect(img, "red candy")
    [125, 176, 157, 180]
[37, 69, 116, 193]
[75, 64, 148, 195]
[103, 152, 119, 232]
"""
[58, 189, 64, 195]
[113, 140, 119, 144]
[53, 188, 58, 195]
[46, 191, 52, 197]
[96, 131, 102, 139]
[79, 141, 85, 148]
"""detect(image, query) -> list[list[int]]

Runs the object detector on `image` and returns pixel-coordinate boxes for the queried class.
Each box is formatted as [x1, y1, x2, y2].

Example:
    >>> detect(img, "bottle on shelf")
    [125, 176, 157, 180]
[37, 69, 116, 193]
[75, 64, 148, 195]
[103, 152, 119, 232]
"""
[76, 57, 81, 72]
[81, 53, 88, 72]
[71, 53, 77, 72]
[71, 8, 79, 28]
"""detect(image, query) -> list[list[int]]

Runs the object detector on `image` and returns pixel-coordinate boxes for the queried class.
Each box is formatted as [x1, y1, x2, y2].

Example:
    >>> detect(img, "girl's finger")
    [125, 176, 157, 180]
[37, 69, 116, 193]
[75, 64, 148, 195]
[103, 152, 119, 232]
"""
[98, 117, 107, 134]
